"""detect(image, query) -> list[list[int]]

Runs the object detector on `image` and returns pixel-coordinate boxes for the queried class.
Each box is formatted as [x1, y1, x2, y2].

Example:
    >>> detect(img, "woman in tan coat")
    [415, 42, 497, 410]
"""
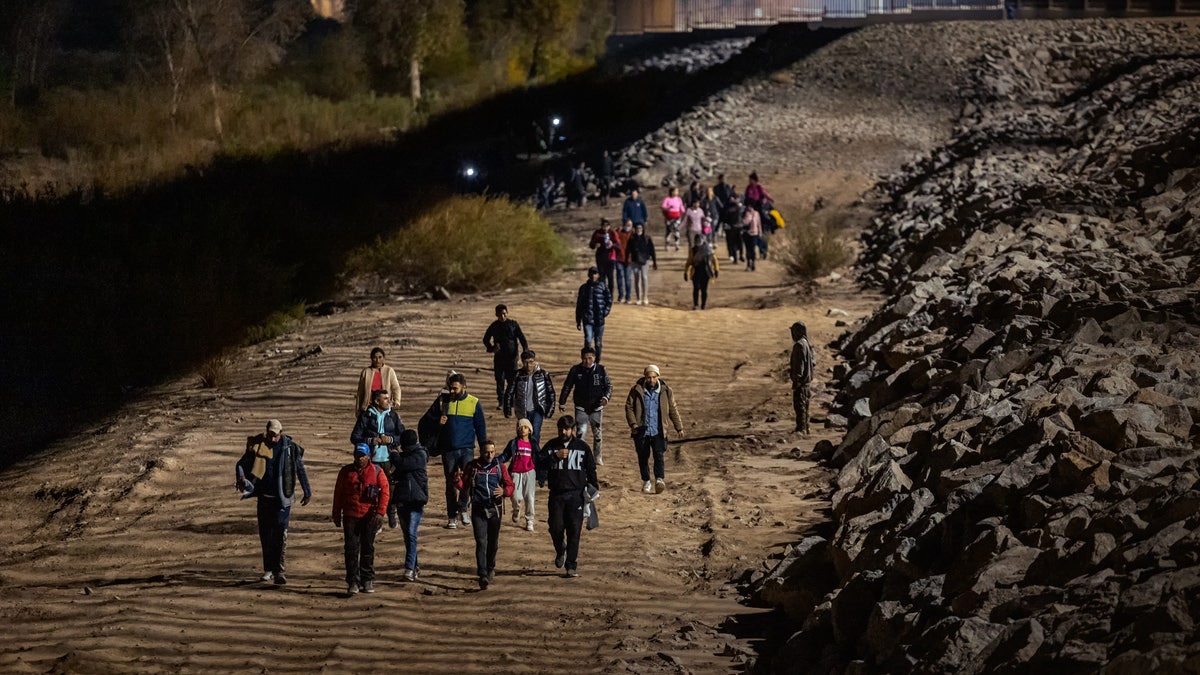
[356, 347, 402, 413]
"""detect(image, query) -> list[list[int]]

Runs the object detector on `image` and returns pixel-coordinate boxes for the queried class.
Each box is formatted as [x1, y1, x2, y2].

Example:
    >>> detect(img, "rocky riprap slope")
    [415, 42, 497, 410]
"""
[752, 18, 1200, 674]
[614, 37, 755, 75]
[610, 21, 1001, 186]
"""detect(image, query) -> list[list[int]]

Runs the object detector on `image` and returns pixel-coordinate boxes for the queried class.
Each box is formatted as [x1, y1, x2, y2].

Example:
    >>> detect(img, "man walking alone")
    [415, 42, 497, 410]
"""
[624, 365, 684, 494]
[235, 419, 312, 585]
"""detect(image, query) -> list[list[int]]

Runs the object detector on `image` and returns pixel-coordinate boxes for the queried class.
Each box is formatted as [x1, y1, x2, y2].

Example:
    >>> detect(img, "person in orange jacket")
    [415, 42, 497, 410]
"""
[333, 443, 390, 596]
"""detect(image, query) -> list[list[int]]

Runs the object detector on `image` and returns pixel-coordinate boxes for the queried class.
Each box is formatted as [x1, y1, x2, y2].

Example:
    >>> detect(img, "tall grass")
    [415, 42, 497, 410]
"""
[344, 195, 572, 292]
[774, 214, 853, 281]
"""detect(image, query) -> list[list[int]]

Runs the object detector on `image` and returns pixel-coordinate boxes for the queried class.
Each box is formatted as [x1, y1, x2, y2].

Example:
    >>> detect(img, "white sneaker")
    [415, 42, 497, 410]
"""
[595, 452, 604, 466]
[656, 479, 666, 494]
[446, 519, 458, 529]
[260, 571, 274, 582]
[460, 511, 472, 526]
[642, 480, 653, 493]
[526, 520, 535, 532]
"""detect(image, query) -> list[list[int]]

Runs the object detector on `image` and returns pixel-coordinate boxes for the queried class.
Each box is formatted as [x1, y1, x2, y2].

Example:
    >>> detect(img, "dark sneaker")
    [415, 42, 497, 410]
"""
[346, 584, 358, 595]
[487, 569, 495, 582]
[361, 581, 375, 593]
[274, 574, 287, 585]
[478, 576, 489, 590]
[388, 512, 398, 529]
[404, 569, 416, 582]
[655, 479, 666, 494]
[565, 569, 579, 578]
[554, 552, 566, 569]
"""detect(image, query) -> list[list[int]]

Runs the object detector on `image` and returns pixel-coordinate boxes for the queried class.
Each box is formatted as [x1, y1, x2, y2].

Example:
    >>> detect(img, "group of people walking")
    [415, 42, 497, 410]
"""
[582, 172, 778, 311]
[235, 307, 688, 594]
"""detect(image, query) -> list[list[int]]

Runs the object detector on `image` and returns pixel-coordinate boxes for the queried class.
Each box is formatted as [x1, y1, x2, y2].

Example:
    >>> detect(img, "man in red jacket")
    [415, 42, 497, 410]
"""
[333, 443, 390, 595]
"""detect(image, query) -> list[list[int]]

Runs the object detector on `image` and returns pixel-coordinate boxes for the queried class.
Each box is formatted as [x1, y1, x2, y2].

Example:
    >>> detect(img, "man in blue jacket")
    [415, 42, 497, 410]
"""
[622, 188, 648, 229]
[235, 419, 312, 585]
[350, 389, 405, 527]
[576, 266, 613, 362]
[418, 373, 488, 530]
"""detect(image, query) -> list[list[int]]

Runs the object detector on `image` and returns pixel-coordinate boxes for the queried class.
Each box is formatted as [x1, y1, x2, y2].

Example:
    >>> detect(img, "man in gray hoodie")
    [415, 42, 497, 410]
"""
[790, 321, 815, 435]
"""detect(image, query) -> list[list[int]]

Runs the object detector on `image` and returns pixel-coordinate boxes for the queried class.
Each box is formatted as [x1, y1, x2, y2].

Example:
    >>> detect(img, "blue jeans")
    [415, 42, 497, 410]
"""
[583, 323, 605, 362]
[442, 448, 473, 520]
[397, 506, 423, 572]
[524, 409, 545, 450]
[614, 262, 631, 302]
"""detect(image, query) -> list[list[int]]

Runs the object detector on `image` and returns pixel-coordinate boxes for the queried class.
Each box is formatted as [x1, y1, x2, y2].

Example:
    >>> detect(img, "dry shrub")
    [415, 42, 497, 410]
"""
[775, 214, 852, 281]
[345, 195, 571, 292]
[198, 354, 233, 388]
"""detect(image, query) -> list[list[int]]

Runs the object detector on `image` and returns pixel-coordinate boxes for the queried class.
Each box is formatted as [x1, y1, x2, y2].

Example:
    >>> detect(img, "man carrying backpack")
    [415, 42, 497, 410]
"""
[684, 240, 720, 310]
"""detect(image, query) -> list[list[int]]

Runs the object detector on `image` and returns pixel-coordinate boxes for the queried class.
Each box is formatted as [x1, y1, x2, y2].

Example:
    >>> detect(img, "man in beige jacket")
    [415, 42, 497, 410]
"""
[624, 365, 683, 494]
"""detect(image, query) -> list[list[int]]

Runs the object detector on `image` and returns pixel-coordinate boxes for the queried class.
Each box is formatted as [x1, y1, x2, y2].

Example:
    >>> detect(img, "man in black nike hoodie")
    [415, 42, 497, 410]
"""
[537, 415, 598, 578]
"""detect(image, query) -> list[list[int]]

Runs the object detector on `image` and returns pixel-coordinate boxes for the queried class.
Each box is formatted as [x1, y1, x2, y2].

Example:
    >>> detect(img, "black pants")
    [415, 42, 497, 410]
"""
[793, 385, 811, 432]
[547, 492, 585, 572]
[691, 276, 710, 309]
[342, 515, 378, 586]
[725, 226, 743, 261]
[471, 504, 502, 577]
[256, 496, 290, 576]
[635, 433, 668, 482]
[493, 357, 517, 407]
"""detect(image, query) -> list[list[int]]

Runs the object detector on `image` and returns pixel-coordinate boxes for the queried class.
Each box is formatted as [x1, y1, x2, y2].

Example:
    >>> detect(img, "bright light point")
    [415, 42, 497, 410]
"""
[465, 167, 475, 177]
[551, 117, 561, 127]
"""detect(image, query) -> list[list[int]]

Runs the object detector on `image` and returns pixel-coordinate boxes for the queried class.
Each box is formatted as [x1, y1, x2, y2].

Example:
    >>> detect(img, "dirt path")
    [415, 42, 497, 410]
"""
[0, 166, 884, 673]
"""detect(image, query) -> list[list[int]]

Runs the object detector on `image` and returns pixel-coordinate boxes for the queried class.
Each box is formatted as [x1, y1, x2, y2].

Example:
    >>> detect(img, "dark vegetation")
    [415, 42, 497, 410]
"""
[0, 12, 851, 467]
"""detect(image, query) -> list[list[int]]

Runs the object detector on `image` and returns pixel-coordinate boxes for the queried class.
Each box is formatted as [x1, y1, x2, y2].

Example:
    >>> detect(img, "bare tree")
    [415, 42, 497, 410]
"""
[128, 0, 310, 138]
[1, 0, 66, 106]
[354, 0, 465, 103]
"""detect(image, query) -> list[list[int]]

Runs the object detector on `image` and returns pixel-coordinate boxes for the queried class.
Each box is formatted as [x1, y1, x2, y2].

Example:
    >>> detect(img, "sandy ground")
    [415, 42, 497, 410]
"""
[0, 165, 889, 673]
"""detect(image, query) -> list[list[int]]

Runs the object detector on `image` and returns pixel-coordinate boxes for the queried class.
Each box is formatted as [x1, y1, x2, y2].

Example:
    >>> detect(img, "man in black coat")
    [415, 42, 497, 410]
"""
[482, 304, 529, 411]
[537, 415, 598, 578]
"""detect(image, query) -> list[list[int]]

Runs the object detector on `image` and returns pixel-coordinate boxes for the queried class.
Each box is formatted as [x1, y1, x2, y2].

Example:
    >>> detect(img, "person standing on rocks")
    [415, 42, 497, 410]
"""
[332, 443, 390, 595]
[503, 349, 556, 451]
[350, 389, 404, 528]
[236, 419, 312, 585]
[418, 373, 488, 530]
[622, 189, 648, 231]
[626, 222, 658, 306]
[575, 266, 612, 362]
[537, 415, 598, 579]
[684, 239, 720, 310]
[742, 204, 762, 272]
[355, 347, 401, 413]
[559, 346, 612, 466]
[389, 429, 428, 582]
[661, 186, 684, 252]
[482, 304, 529, 411]
[624, 365, 684, 494]
[790, 321, 815, 435]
